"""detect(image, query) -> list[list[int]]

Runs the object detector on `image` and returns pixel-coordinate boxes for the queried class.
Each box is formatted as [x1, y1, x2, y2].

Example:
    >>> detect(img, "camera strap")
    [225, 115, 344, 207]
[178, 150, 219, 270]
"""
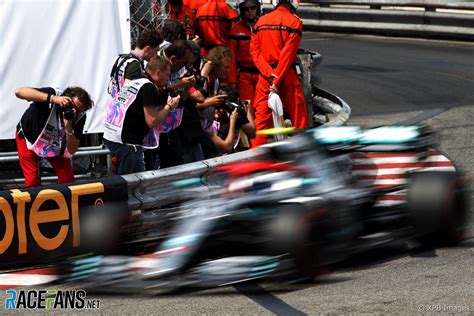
[108, 53, 144, 96]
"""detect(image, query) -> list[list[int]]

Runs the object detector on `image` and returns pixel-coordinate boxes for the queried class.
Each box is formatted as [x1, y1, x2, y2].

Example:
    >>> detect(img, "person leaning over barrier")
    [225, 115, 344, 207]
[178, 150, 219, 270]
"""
[103, 56, 180, 175]
[148, 39, 195, 169]
[15, 86, 94, 187]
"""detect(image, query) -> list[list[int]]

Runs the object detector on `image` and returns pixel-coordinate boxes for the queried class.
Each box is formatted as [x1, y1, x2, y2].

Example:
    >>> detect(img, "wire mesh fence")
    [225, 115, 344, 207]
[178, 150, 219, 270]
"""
[130, 0, 169, 46]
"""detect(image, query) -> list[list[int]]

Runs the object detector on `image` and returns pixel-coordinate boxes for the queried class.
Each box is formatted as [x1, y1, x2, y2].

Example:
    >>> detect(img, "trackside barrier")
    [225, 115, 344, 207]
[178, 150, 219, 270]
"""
[121, 147, 270, 211]
[281, 0, 474, 40]
[0, 146, 113, 187]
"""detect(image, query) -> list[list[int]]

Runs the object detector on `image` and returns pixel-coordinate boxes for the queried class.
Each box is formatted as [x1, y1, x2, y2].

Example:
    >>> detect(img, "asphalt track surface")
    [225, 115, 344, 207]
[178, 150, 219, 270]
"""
[2, 33, 473, 315]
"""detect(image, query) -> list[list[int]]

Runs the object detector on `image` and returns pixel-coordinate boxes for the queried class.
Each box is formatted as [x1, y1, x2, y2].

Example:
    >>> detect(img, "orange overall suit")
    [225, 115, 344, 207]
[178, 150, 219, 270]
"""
[195, 0, 240, 56]
[228, 20, 259, 107]
[184, 0, 208, 15]
[250, 4, 308, 146]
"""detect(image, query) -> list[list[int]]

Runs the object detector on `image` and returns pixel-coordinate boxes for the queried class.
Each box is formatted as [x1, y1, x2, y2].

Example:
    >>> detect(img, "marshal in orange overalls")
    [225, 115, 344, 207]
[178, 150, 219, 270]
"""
[250, 4, 308, 146]
[228, 20, 259, 107]
[184, 0, 208, 15]
[195, 0, 240, 56]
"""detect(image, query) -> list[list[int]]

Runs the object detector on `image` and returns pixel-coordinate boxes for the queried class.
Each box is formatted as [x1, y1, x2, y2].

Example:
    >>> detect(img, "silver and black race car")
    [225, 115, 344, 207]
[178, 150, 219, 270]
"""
[4, 125, 467, 289]
[112, 125, 468, 287]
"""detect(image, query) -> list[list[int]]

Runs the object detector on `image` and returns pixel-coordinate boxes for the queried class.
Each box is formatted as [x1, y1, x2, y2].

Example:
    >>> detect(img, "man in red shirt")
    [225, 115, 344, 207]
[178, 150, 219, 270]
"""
[228, 0, 262, 108]
[250, 0, 308, 146]
[195, 0, 239, 56]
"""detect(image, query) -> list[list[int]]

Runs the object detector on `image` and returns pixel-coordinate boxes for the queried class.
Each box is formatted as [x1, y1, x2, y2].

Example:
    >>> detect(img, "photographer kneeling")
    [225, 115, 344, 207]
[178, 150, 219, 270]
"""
[209, 97, 256, 154]
[192, 46, 256, 156]
[15, 86, 93, 187]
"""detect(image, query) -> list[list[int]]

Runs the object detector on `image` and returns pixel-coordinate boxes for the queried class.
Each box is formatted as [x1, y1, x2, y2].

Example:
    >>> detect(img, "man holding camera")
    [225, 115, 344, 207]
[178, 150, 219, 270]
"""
[149, 39, 194, 169]
[15, 86, 94, 187]
[103, 56, 180, 175]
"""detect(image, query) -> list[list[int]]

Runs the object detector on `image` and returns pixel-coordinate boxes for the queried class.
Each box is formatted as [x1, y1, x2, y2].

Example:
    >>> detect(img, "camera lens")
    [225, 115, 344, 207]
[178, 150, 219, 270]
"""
[63, 108, 75, 120]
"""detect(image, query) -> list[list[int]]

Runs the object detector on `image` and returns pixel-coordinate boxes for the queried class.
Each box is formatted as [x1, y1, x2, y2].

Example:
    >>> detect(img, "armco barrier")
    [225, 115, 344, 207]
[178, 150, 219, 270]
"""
[286, 0, 474, 40]
[121, 146, 270, 210]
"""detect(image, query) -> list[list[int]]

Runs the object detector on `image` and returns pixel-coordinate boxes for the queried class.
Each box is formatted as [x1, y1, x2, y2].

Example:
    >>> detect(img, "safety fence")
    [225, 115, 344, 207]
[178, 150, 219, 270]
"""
[130, 0, 169, 46]
[295, 0, 474, 40]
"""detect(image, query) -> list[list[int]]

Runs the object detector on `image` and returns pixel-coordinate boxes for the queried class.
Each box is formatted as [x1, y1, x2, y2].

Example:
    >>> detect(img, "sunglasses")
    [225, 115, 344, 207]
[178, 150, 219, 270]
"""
[242, 5, 258, 11]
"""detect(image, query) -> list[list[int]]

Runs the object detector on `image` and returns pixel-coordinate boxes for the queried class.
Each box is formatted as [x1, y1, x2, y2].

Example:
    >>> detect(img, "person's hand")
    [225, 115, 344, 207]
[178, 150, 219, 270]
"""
[267, 73, 279, 93]
[191, 35, 200, 43]
[180, 75, 196, 88]
[63, 118, 74, 131]
[242, 99, 251, 112]
[52, 95, 74, 107]
[206, 94, 227, 107]
[229, 109, 238, 124]
[167, 95, 181, 110]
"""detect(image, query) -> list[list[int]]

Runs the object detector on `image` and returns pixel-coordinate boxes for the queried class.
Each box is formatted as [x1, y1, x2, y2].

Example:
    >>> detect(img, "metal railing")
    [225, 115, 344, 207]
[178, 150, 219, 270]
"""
[122, 146, 270, 211]
[294, 0, 474, 40]
[0, 146, 113, 187]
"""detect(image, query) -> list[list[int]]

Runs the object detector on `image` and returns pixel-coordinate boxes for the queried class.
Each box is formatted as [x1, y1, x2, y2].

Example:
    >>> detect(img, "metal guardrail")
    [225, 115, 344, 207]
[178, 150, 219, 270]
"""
[122, 147, 270, 210]
[293, 0, 474, 40]
[0, 146, 113, 187]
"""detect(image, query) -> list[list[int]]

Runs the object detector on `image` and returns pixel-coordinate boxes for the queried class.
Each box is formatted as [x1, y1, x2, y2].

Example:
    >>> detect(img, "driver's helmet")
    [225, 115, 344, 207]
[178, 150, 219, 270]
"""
[271, 0, 299, 11]
[236, 0, 263, 19]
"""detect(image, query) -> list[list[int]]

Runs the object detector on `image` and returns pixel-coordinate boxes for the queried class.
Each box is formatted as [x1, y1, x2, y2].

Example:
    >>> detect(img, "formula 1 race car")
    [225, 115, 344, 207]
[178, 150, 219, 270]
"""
[1, 126, 468, 289]
[126, 126, 468, 287]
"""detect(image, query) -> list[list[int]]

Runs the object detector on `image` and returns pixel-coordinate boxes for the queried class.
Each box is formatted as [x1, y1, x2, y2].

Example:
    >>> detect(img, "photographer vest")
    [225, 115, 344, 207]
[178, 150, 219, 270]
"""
[22, 103, 85, 158]
[108, 53, 144, 98]
[104, 78, 159, 148]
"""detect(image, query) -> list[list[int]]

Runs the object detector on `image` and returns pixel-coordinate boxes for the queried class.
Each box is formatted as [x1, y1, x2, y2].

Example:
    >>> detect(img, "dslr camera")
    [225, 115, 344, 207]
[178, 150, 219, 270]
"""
[166, 87, 181, 98]
[221, 98, 250, 127]
[184, 66, 207, 89]
[59, 101, 76, 121]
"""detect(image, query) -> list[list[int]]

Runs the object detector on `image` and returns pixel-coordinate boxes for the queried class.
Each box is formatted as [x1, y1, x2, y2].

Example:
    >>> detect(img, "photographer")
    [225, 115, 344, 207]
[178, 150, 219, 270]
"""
[192, 46, 233, 158]
[211, 96, 256, 154]
[176, 40, 217, 163]
[15, 86, 93, 187]
[148, 39, 194, 169]
[103, 56, 180, 175]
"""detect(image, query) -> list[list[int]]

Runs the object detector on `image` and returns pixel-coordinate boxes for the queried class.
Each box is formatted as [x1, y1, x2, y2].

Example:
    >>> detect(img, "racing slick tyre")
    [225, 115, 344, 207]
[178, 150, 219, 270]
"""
[407, 171, 469, 246]
[267, 205, 321, 280]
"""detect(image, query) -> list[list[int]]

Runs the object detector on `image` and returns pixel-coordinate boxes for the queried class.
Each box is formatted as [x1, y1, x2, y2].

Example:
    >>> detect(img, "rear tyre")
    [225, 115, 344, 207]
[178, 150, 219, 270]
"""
[407, 171, 469, 246]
